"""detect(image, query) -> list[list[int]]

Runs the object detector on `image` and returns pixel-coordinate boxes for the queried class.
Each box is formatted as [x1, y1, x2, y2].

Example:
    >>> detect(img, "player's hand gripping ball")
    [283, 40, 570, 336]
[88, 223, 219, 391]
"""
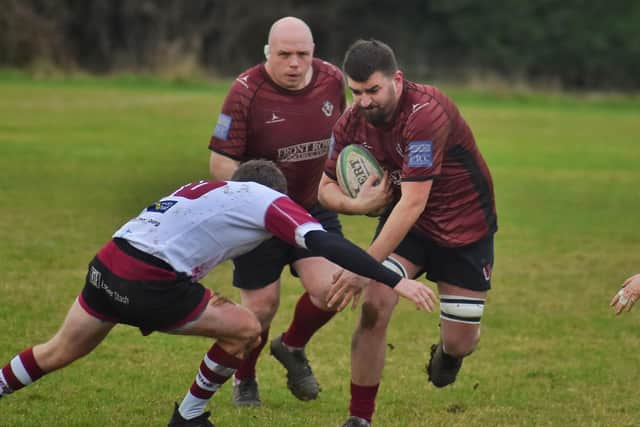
[336, 144, 387, 216]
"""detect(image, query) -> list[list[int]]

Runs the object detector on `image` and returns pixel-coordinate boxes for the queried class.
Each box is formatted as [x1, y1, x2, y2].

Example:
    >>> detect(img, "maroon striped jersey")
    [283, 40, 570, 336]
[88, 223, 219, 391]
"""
[326, 81, 497, 247]
[209, 58, 346, 208]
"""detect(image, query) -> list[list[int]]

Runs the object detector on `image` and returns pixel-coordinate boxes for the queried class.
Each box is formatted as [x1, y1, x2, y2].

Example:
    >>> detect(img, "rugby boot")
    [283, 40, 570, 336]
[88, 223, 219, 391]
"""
[231, 377, 261, 406]
[270, 334, 320, 400]
[167, 402, 215, 427]
[341, 416, 371, 427]
[426, 341, 463, 388]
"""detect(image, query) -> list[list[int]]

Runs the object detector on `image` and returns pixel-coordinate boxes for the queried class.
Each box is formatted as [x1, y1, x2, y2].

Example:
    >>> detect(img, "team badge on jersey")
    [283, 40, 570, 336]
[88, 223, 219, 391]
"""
[407, 141, 433, 167]
[322, 101, 334, 117]
[213, 113, 232, 140]
[146, 200, 177, 213]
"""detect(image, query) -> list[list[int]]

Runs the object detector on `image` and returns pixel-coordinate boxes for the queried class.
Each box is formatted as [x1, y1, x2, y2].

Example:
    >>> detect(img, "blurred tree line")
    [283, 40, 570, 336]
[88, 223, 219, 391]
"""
[1, 0, 638, 90]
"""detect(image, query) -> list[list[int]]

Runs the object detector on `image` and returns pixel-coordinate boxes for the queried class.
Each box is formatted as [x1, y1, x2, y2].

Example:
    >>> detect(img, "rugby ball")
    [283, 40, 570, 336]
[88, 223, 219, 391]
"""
[336, 144, 383, 198]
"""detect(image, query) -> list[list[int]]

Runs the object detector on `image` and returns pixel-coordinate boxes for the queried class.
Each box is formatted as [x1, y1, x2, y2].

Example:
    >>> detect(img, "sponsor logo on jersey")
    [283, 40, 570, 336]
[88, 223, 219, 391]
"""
[407, 140, 433, 167]
[322, 100, 334, 117]
[266, 112, 285, 124]
[236, 75, 249, 89]
[213, 113, 232, 140]
[146, 200, 178, 213]
[277, 138, 331, 162]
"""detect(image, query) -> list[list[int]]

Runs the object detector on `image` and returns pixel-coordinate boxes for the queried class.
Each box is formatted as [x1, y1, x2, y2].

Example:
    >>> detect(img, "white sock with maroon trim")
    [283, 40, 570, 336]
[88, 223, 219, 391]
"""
[178, 343, 243, 419]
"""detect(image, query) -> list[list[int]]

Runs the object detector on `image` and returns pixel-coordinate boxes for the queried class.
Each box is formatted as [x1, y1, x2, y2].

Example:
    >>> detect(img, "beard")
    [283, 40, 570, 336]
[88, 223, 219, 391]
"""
[361, 106, 388, 126]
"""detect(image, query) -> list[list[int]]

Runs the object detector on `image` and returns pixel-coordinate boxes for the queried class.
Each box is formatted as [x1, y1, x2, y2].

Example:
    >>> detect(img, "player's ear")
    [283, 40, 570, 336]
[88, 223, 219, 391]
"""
[393, 70, 403, 86]
[264, 44, 270, 59]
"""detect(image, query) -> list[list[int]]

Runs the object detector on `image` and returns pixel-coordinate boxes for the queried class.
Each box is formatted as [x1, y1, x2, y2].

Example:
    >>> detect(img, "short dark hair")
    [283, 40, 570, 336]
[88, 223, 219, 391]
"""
[231, 159, 288, 194]
[343, 39, 398, 82]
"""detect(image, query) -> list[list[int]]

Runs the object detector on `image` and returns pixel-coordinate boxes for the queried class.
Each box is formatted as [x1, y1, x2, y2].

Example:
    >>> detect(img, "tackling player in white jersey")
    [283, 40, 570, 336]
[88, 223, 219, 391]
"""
[0, 160, 436, 427]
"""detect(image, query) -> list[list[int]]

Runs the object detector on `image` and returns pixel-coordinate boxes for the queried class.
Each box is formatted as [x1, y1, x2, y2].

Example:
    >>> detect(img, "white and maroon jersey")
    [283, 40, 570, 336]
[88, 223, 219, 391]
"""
[209, 58, 346, 208]
[112, 181, 324, 280]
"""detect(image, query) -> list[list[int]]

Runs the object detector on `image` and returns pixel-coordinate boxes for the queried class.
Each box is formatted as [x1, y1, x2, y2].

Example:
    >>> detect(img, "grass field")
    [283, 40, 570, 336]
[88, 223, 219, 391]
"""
[1, 71, 639, 426]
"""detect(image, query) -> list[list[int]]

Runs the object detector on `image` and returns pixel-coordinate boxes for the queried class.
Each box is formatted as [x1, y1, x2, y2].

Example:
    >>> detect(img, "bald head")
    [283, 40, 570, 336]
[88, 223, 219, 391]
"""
[267, 16, 314, 47]
[264, 16, 315, 90]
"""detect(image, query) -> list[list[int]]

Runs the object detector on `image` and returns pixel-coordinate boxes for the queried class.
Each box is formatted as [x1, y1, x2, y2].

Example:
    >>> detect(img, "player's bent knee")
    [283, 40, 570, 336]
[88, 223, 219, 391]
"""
[236, 309, 262, 341]
[220, 311, 261, 356]
[439, 294, 484, 357]
[241, 316, 262, 355]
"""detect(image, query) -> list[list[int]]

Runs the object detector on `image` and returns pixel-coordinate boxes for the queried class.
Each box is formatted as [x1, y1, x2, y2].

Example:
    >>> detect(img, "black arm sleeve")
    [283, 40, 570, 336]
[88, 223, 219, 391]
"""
[304, 230, 402, 288]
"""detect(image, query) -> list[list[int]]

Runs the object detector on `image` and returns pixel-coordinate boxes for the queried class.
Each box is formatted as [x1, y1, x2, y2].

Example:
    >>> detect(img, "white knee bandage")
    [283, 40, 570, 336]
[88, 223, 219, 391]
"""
[440, 294, 485, 324]
[382, 256, 408, 278]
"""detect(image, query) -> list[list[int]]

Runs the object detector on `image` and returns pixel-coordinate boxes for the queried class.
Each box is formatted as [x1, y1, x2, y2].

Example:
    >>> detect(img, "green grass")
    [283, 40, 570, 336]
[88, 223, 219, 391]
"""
[1, 72, 640, 426]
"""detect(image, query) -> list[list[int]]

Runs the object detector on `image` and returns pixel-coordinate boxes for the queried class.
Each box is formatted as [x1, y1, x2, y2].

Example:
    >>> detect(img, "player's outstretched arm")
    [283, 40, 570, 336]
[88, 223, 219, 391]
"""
[611, 273, 640, 315]
[327, 269, 436, 312]
[304, 230, 436, 312]
[304, 230, 400, 286]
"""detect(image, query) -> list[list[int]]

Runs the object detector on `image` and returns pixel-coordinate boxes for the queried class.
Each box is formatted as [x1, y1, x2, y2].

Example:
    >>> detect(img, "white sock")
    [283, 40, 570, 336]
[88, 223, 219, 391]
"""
[178, 392, 209, 420]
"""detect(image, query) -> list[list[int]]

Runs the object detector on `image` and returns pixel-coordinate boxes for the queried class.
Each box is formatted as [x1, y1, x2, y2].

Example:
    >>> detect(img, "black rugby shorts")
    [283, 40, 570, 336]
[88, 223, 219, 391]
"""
[232, 204, 342, 290]
[374, 224, 494, 292]
[79, 239, 211, 335]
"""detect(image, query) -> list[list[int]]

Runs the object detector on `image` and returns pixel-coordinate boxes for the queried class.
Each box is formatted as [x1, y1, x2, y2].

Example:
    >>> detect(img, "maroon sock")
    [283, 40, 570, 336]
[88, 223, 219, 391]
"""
[234, 328, 269, 380]
[1, 347, 45, 394]
[282, 292, 336, 348]
[188, 343, 243, 400]
[349, 382, 379, 422]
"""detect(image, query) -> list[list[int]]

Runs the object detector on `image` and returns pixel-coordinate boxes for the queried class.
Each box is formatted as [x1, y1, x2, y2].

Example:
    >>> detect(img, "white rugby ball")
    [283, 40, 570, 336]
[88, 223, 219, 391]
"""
[336, 144, 384, 198]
